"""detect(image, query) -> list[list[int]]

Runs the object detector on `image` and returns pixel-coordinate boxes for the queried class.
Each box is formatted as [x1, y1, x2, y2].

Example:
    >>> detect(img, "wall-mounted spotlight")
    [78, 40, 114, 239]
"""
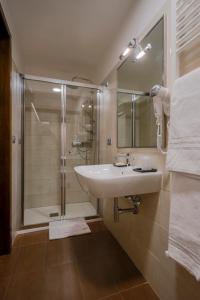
[119, 38, 137, 60]
[119, 39, 152, 62]
[135, 43, 152, 60]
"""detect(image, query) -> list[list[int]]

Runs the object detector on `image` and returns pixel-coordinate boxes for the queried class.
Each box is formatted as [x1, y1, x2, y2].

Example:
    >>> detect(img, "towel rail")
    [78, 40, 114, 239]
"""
[176, 0, 200, 54]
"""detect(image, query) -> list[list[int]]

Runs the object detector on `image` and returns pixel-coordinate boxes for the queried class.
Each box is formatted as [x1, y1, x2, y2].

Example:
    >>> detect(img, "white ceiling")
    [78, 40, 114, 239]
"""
[6, 0, 135, 81]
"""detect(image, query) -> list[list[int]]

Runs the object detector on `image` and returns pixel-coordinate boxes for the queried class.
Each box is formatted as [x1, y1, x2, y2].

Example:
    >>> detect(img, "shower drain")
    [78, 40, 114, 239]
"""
[49, 212, 59, 218]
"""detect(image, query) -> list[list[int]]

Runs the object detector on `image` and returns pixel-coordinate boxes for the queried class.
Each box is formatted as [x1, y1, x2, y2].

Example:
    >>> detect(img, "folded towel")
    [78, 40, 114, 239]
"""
[166, 68, 200, 280]
[49, 218, 91, 240]
[166, 67, 200, 175]
[166, 172, 200, 280]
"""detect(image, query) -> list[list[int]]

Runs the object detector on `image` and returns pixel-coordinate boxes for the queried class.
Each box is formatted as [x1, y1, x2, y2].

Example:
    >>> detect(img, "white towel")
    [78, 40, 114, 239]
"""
[49, 218, 91, 240]
[166, 68, 200, 280]
[166, 172, 200, 280]
[166, 67, 200, 175]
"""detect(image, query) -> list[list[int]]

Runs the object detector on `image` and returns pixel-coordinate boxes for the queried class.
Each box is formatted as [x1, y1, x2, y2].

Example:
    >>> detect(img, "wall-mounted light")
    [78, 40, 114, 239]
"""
[119, 39, 137, 60]
[135, 43, 152, 60]
[119, 39, 152, 62]
[53, 88, 61, 93]
[136, 49, 145, 60]
[122, 47, 131, 57]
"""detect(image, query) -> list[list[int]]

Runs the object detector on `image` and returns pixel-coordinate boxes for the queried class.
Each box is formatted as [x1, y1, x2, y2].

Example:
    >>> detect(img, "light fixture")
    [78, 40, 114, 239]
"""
[119, 39, 137, 60]
[122, 47, 131, 57]
[53, 88, 61, 93]
[88, 104, 92, 108]
[136, 50, 145, 60]
[135, 43, 152, 60]
[81, 104, 85, 108]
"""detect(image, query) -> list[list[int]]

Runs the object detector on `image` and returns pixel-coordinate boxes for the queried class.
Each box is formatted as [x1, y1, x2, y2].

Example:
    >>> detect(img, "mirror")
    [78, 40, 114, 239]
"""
[117, 17, 164, 148]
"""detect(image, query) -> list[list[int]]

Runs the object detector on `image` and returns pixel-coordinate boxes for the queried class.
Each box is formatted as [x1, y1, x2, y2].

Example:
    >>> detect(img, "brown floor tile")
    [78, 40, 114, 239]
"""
[108, 250, 146, 291]
[0, 248, 20, 278]
[19, 230, 48, 247]
[5, 271, 46, 300]
[0, 276, 10, 300]
[12, 235, 23, 248]
[46, 238, 75, 267]
[71, 230, 122, 262]
[121, 283, 159, 300]
[14, 244, 46, 274]
[44, 262, 83, 300]
[5, 223, 158, 300]
[100, 293, 123, 300]
[88, 221, 107, 233]
[77, 256, 118, 300]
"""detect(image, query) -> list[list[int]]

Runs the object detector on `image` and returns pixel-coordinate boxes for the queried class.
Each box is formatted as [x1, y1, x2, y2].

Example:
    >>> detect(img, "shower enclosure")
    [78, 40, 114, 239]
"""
[23, 76, 101, 226]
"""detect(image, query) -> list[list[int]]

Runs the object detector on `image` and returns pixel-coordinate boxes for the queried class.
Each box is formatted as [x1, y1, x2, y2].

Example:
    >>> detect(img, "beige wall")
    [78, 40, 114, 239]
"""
[100, 1, 200, 299]
[101, 67, 200, 300]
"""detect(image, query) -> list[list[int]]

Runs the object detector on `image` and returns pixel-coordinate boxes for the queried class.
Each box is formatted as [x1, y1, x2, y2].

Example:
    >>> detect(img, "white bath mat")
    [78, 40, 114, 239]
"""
[49, 217, 91, 240]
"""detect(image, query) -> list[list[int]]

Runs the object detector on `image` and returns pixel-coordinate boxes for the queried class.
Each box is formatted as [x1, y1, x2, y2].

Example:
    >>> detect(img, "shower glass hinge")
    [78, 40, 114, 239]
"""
[49, 212, 59, 218]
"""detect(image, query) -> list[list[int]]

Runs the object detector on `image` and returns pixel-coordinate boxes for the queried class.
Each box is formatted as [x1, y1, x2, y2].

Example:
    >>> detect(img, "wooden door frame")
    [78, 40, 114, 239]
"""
[0, 4, 12, 255]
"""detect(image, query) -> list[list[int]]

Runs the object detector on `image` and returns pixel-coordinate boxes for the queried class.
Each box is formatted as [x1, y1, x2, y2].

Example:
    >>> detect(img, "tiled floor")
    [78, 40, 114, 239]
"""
[0, 221, 159, 300]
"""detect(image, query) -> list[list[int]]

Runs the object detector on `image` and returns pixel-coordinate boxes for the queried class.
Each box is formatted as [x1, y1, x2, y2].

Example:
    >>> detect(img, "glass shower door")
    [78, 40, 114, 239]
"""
[63, 85, 99, 219]
[23, 79, 100, 226]
[23, 80, 62, 225]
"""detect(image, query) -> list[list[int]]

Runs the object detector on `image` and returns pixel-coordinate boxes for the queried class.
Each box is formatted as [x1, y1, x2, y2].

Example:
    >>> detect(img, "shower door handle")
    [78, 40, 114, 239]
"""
[61, 156, 66, 166]
[60, 155, 66, 216]
[60, 171, 66, 216]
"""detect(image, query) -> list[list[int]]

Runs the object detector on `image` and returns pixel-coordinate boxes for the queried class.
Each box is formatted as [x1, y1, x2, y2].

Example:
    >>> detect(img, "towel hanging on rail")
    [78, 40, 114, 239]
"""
[166, 67, 200, 175]
[166, 67, 200, 280]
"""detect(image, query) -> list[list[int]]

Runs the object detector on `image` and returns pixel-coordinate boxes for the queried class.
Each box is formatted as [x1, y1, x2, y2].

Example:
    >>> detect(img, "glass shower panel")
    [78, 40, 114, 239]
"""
[64, 86, 99, 219]
[23, 80, 62, 225]
[134, 95, 157, 147]
[117, 92, 133, 148]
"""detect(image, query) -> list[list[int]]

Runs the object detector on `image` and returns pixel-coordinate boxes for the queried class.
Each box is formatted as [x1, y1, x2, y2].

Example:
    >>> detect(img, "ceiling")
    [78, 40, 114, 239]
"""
[6, 0, 135, 81]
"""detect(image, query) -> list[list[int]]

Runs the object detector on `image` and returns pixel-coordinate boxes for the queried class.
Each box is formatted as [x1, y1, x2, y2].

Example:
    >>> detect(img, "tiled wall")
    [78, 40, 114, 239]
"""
[100, 69, 200, 300]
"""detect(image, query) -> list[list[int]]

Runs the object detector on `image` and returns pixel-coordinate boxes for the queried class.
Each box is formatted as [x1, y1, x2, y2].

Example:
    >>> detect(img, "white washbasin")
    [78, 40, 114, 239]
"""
[74, 164, 162, 198]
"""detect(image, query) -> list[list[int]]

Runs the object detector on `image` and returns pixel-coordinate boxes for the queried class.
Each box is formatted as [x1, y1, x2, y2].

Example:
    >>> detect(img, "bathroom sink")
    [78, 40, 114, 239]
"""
[74, 164, 162, 198]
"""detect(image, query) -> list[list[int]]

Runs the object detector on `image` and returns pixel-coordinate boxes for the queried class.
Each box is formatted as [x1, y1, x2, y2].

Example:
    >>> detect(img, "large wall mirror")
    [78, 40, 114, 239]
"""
[117, 17, 164, 148]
